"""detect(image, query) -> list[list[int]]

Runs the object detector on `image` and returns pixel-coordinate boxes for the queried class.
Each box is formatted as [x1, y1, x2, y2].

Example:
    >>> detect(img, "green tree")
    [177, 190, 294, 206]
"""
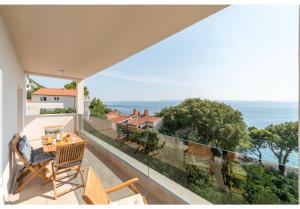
[64, 80, 89, 96]
[26, 76, 44, 99]
[27, 86, 42, 99]
[117, 126, 165, 153]
[89, 98, 106, 118]
[246, 127, 272, 166]
[157, 98, 249, 151]
[240, 164, 298, 204]
[266, 121, 298, 175]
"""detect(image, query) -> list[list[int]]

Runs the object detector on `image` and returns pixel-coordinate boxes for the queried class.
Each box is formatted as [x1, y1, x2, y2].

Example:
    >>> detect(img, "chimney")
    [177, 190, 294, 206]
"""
[133, 108, 138, 116]
[144, 109, 149, 116]
[137, 111, 141, 116]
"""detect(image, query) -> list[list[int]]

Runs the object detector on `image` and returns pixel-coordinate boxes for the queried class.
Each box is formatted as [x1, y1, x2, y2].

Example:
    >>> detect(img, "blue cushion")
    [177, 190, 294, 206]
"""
[22, 135, 33, 150]
[31, 148, 54, 165]
[18, 135, 32, 163]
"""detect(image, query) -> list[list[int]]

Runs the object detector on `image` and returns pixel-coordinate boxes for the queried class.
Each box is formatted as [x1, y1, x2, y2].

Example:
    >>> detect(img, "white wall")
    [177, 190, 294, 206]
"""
[0, 12, 25, 201]
[26, 102, 64, 115]
[32, 95, 75, 108]
[23, 114, 77, 140]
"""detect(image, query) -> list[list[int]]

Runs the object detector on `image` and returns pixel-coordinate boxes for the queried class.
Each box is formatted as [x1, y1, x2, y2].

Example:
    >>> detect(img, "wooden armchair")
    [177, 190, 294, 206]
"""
[82, 167, 147, 205]
[12, 134, 53, 193]
[51, 141, 86, 199]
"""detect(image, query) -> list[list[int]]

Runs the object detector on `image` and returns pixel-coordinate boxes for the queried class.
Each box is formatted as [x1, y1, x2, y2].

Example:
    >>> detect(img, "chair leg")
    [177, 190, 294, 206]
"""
[31, 162, 51, 182]
[15, 172, 35, 193]
[15, 162, 51, 193]
[17, 167, 31, 181]
[79, 168, 85, 187]
[51, 163, 57, 200]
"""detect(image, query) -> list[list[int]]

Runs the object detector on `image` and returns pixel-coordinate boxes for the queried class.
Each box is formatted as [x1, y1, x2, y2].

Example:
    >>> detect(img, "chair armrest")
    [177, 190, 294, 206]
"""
[106, 178, 139, 194]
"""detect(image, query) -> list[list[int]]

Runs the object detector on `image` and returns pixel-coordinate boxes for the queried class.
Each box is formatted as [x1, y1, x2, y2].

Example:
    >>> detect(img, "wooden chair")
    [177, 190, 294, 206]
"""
[51, 141, 86, 199]
[82, 167, 147, 205]
[11, 134, 52, 193]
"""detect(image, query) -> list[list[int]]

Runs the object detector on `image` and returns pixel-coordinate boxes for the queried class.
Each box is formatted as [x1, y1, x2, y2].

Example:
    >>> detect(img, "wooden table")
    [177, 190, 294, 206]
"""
[41, 132, 85, 152]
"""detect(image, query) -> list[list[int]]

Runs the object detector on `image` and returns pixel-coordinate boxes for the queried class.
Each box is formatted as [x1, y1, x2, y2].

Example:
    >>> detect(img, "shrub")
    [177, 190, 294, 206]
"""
[40, 107, 76, 114]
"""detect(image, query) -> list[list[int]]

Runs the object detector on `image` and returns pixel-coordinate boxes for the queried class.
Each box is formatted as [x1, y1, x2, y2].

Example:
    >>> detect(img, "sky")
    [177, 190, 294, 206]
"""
[31, 5, 299, 102]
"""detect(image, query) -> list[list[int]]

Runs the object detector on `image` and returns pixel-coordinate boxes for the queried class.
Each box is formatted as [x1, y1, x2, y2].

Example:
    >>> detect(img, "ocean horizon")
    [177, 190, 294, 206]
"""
[104, 100, 298, 168]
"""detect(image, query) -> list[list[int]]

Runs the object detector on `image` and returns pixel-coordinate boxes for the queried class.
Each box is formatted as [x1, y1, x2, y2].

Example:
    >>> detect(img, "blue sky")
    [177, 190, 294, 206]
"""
[31, 5, 298, 102]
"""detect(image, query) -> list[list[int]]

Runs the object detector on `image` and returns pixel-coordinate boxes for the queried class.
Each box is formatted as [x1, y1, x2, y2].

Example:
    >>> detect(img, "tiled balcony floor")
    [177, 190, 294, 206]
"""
[7, 138, 161, 204]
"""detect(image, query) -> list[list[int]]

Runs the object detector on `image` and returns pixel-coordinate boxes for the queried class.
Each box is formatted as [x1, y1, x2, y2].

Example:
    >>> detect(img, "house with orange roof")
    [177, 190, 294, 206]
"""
[105, 109, 132, 125]
[106, 108, 163, 130]
[31, 88, 76, 109]
[127, 109, 163, 129]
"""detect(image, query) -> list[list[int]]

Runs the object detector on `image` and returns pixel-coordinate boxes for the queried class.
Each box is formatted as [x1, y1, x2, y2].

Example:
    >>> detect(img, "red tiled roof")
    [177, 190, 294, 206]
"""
[106, 110, 121, 120]
[111, 115, 131, 123]
[128, 116, 162, 126]
[32, 88, 76, 96]
[106, 110, 131, 123]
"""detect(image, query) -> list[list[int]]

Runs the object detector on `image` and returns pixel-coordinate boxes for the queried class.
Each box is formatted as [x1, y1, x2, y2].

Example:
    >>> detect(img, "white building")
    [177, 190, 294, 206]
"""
[31, 88, 76, 109]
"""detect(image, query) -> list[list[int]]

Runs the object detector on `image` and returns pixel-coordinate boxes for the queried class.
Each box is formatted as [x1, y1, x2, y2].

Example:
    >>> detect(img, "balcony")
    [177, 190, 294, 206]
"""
[1, 5, 299, 205]
[6, 114, 194, 204]
[4, 111, 299, 205]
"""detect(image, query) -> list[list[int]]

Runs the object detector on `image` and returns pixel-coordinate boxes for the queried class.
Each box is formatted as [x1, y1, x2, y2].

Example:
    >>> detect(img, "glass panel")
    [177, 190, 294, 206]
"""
[81, 115, 298, 204]
[83, 116, 149, 170]
[147, 133, 299, 204]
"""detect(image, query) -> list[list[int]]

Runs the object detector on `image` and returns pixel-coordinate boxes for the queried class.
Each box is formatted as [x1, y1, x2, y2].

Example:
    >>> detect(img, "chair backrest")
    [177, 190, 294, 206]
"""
[55, 141, 86, 168]
[11, 133, 31, 166]
[82, 167, 110, 205]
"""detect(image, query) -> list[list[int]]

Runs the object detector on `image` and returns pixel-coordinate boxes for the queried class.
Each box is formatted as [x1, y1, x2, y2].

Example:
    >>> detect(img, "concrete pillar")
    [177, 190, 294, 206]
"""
[76, 79, 84, 131]
[76, 80, 84, 115]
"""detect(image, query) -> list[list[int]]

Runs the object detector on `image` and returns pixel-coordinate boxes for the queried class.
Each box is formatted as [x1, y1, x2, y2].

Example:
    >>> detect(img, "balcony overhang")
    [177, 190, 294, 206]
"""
[0, 5, 227, 80]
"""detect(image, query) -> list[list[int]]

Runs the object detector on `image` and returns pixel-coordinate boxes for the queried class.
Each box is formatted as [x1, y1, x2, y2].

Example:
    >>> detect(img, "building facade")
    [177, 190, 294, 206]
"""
[31, 88, 76, 109]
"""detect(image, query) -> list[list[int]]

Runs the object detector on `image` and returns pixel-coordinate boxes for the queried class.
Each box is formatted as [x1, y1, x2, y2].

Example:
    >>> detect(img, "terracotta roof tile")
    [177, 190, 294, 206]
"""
[32, 88, 76, 96]
[106, 110, 121, 120]
[128, 116, 162, 126]
[111, 115, 131, 123]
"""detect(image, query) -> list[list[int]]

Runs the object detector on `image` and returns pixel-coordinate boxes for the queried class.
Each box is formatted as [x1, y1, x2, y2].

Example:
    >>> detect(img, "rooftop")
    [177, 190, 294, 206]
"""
[106, 109, 162, 126]
[128, 116, 162, 126]
[32, 88, 76, 97]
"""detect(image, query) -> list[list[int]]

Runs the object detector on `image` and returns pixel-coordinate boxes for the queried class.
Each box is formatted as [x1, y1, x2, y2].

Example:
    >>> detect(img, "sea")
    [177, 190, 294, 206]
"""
[105, 100, 298, 168]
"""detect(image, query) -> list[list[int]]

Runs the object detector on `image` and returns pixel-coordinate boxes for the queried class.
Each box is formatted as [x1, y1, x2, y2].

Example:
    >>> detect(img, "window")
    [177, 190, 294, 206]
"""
[42, 97, 47, 101]
[54, 96, 59, 101]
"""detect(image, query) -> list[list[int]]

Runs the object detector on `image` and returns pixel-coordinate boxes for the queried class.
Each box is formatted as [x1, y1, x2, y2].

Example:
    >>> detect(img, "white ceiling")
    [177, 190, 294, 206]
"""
[0, 5, 227, 80]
